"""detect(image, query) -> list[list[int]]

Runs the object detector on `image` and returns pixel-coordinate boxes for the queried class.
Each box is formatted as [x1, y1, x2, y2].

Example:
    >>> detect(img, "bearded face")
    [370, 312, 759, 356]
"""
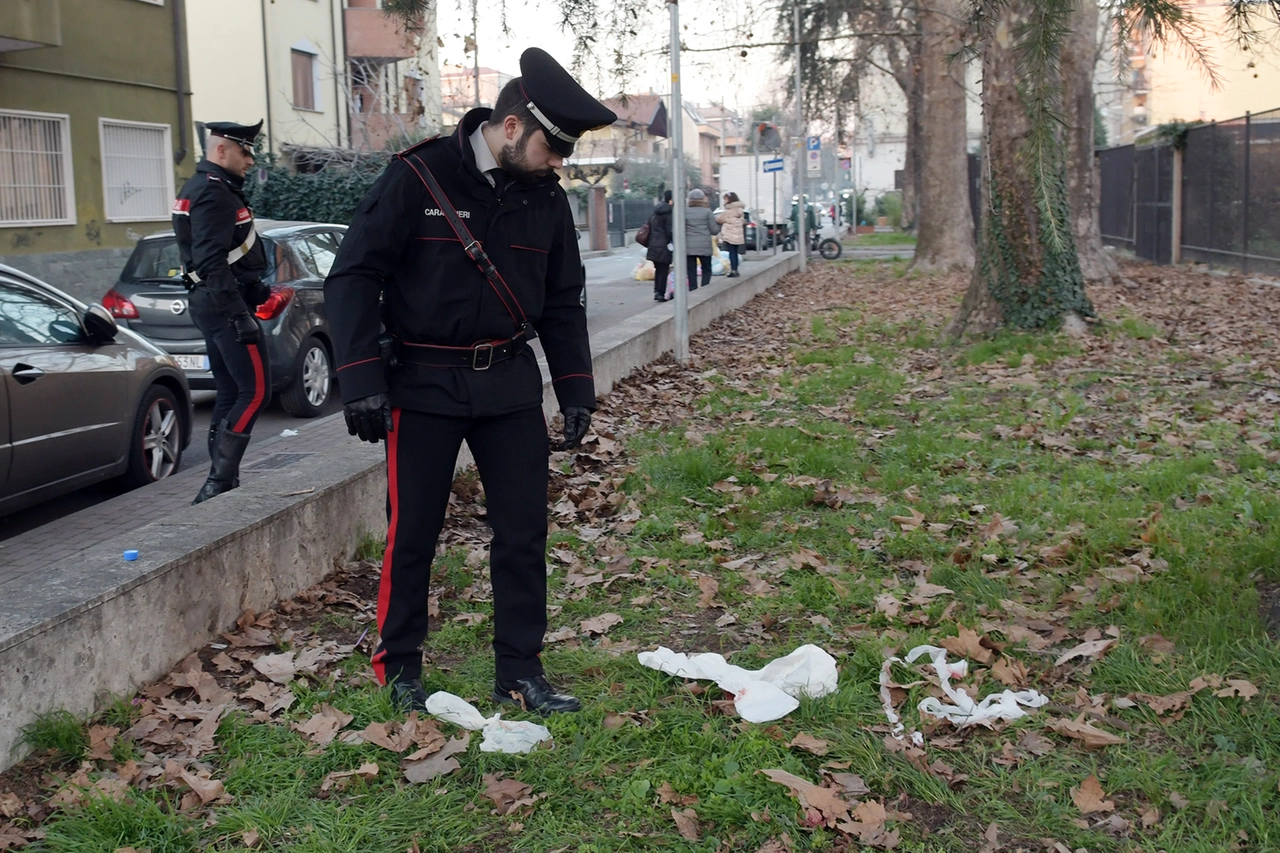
[498, 124, 557, 185]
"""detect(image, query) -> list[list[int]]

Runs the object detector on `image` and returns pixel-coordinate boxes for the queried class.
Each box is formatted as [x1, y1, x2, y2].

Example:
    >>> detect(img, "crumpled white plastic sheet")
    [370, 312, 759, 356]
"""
[637, 643, 839, 723]
[880, 645, 1048, 737]
[424, 691, 551, 754]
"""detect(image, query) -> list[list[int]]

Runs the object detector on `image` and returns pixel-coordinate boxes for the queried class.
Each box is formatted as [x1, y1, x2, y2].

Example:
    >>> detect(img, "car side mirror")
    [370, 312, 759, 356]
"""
[83, 304, 118, 343]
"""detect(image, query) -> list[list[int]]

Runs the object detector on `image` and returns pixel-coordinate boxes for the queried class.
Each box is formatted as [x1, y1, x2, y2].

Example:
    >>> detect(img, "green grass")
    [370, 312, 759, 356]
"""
[851, 231, 918, 246]
[20, 710, 86, 762]
[17, 273, 1280, 852]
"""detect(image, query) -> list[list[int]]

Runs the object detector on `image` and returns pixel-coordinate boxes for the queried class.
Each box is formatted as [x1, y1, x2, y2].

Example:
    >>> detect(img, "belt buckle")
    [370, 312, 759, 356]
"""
[472, 342, 494, 370]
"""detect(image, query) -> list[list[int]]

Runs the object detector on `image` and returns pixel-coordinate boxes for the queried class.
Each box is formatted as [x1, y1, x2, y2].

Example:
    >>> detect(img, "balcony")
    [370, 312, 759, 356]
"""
[0, 0, 61, 52]
[345, 7, 414, 61]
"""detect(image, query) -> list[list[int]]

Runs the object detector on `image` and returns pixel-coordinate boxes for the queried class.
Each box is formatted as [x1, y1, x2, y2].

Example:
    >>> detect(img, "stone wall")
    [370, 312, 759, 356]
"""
[0, 247, 134, 307]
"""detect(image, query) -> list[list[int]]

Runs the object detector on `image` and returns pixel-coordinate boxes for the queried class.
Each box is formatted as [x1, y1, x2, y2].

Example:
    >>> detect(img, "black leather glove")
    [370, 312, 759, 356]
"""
[245, 280, 272, 309]
[560, 406, 592, 450]
[231, 313, 260, 345]
[345, 393, 394, 443]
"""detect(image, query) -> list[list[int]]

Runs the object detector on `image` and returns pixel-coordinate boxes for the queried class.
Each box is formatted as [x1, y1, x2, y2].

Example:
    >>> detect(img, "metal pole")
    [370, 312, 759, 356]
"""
[472, 1, 480, 107]
[794, 4, 806, 273]
[753, 125, 760, 251]
[1243, 111, 1251, 274]
[668, 0, 689, 364]
[772, 171, 778, 256]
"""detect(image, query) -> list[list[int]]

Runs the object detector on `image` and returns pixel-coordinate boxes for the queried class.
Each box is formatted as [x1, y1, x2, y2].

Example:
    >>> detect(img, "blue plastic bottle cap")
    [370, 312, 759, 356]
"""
[123, 550, 139, 561]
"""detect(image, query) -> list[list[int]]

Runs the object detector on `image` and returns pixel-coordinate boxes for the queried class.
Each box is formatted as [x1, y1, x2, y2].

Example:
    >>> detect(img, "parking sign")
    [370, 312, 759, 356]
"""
[806, 136, 820, 151]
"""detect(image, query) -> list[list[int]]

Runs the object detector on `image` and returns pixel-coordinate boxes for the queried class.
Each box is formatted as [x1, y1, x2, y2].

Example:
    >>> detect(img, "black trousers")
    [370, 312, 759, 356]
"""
[372, 406, 551, 686]
[191, 309, 271, 433]
[686, 255, 712, 289]
[653, 261, 670, 298]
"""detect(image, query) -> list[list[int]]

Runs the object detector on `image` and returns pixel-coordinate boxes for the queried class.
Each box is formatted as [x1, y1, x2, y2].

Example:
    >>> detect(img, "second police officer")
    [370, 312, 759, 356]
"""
[172, 120, 273, 505]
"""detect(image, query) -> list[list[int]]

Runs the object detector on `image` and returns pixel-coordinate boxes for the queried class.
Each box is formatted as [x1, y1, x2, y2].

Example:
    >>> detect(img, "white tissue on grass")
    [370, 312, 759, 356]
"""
[424, 691, 551, 754]
[280, 429, 299, 437]
[881, 645, 1048, 737]
[637, 643, 838, 723]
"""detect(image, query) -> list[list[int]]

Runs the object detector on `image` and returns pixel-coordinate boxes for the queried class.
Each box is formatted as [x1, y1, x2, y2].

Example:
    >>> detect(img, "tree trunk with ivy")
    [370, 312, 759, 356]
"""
[910, 0, 975, 272]
[946, 2, 1094, 338]
[1063, 0, 1118, 285]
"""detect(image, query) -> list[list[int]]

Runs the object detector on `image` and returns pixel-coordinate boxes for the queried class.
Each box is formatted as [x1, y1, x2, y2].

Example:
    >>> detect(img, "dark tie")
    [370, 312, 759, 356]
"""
[488, 168, 508, 192]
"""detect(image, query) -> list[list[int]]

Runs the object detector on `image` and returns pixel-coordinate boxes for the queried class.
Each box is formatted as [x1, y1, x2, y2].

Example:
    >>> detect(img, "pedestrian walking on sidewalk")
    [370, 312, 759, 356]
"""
[684, 188, 720, 290]
[324, 48, 616, 717]
[645, 190, 674, 301]
[173, 120, 273, 505]
[715, 191, 746, 277]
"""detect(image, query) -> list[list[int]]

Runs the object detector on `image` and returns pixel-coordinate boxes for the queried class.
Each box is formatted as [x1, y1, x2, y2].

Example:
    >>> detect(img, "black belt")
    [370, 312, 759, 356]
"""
[396, 329, 529, 371]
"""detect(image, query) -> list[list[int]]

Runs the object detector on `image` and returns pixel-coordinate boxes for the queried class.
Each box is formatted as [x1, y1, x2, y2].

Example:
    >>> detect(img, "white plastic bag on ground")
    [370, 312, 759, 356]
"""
[633, 259, 655, 281]
[638, 643, 838, 723]
[880, 645, 1048, 736]
[425, 691, 551, 754]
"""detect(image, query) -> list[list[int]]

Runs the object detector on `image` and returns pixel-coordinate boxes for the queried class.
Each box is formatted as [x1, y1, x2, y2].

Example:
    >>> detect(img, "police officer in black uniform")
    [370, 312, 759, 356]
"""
[324, 49, 616, 715]
[173, 120, 272, 505]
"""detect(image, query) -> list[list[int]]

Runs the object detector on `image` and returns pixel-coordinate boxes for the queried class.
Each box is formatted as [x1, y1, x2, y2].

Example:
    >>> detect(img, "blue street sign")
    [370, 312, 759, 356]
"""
[762, 158, 784, 173]
[807, 136, 821, 151]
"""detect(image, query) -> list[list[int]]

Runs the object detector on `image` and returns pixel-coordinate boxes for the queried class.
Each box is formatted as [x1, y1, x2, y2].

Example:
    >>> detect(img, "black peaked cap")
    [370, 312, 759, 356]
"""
[205, 120, 264, 152]
[517, 48, 617, 157]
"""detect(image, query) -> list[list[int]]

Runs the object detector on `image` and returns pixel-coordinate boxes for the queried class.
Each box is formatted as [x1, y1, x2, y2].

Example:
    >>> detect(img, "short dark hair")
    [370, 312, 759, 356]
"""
[663, 190, 673, 202]
[491, 78, 536, 128]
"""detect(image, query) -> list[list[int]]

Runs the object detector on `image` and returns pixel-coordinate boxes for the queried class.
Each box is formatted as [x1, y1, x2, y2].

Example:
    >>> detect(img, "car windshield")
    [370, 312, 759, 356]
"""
[120, 236, 278, 284]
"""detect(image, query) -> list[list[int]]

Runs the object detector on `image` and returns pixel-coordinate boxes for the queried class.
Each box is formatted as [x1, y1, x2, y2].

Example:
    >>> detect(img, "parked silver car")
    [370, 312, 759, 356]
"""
[102, 220, 345, 418]
[0, 264, 193, 517]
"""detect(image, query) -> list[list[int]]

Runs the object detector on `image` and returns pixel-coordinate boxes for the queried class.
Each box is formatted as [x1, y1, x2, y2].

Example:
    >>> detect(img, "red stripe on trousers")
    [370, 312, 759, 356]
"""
[371, 407, 402, 685]
[232, 344, 267, 432]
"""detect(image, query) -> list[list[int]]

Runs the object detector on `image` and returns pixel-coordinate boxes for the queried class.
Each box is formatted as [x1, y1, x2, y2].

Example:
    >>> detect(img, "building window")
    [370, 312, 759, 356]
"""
[0, 110, 75, 228]
[292, 49, 317, 111]
[99, 119, 174, 222]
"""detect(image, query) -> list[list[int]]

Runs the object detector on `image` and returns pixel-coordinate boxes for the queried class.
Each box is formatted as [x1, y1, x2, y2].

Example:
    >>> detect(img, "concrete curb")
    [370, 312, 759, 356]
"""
[0, 252, 799, 769]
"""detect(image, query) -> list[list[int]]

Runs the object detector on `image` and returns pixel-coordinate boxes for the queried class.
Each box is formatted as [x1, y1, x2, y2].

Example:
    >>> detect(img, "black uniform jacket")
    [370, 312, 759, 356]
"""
[324, 109, 594, 418]
[172, 160, 267, 317]
[645, 201, 674, 265]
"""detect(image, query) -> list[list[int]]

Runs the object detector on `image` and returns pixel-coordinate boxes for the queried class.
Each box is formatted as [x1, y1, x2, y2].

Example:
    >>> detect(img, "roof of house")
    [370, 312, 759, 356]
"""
[602, 94, 668, 136]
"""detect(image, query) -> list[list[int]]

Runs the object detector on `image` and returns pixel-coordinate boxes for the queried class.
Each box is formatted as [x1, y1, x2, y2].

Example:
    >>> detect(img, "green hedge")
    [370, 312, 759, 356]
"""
[245, 161, 390, 225]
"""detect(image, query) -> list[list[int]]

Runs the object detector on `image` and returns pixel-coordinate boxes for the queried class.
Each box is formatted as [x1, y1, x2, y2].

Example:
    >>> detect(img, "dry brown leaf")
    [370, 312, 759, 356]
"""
[1214, 679, 1259, 700]
[319, 762, 379, 792]
[890, 508, 926, 531]
[758, 769, 850, 824]
[1054, 638, 1117, 667]
[696, 575, 720, 609]
[177, 768, 225, 805]
[1047, 718, 1125, 749]
[875, 593, 902, 619]
[655, 781, 698, 807]
[579, 613, 623, 635]
[483, 774, 539, 816]
[939, 624, 995, 665]
[978, 822, 1002, 853]
[360, 721, 415, 753]
[86, 725, 118, 761]
[671, 807, 700, 841]
[403, 734, 469, 783]
[990, 656, 1029, 687]
[253, 652, 298, 685]
[242, 828, 261, 848]
[0, 793, 21, 820]
[1071, 775, 1115, 814]
[787, 733, 829, 756]
[291, 703, 353, 747]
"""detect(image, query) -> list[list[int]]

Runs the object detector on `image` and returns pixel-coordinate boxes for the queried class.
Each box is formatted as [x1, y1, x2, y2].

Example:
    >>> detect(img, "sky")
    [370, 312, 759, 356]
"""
[433, 0, 796, 115]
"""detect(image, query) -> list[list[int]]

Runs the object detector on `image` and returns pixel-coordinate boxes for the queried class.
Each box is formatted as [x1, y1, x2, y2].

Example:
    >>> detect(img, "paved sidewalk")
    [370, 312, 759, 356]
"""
[0, 412, 353, 592]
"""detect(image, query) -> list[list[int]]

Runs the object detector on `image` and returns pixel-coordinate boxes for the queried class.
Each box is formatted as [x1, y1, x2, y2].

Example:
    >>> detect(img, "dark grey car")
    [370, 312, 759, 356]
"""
[0, 264, 193, 517]
[103, 220, 345, 418]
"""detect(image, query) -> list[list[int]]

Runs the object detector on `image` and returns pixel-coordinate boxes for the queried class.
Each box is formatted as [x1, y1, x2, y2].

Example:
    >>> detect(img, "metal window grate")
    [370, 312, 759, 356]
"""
[100, 119, 173, 222]
[0, 110, 74, 226]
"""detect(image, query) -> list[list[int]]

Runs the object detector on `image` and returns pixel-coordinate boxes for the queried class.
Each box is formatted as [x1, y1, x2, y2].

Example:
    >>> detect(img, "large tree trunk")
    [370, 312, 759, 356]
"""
[1063, 0, 1117, 285]
[910, 0, 975, 272]
[947, 2, 1093, 339]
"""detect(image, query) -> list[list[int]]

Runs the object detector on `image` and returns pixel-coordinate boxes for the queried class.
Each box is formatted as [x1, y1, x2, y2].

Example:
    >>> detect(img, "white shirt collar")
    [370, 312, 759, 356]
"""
[469, 123, 501, 186]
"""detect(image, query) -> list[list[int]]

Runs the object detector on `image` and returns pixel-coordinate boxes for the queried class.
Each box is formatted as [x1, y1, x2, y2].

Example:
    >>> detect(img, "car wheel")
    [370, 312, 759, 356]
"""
[122, 385, 184, 489]
[280, 336, 333, 418]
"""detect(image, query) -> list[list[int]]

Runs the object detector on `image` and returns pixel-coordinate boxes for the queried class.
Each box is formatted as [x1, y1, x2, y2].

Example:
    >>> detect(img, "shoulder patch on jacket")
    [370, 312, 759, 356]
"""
[398, 135, 440, 158]
[206, 174, 222, 182]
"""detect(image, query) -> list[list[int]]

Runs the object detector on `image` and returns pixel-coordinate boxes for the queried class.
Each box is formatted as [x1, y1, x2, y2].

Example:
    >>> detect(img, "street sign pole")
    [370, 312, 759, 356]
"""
[794, 4, 805, 274]
[668, 0, 688, 363]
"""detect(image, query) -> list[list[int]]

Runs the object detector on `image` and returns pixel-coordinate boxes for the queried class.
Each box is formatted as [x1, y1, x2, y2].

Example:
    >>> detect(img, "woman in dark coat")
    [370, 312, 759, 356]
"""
[645, 190, 674, 301]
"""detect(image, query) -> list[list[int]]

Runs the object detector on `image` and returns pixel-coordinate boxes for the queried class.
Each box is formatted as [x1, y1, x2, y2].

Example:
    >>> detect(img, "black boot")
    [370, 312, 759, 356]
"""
[192, 421, 250, 504]
[205, 422, 240, 490]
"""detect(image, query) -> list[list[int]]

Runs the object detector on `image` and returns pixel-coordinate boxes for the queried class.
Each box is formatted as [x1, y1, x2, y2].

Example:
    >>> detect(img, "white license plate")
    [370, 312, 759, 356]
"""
[174, 354, 208, 371]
